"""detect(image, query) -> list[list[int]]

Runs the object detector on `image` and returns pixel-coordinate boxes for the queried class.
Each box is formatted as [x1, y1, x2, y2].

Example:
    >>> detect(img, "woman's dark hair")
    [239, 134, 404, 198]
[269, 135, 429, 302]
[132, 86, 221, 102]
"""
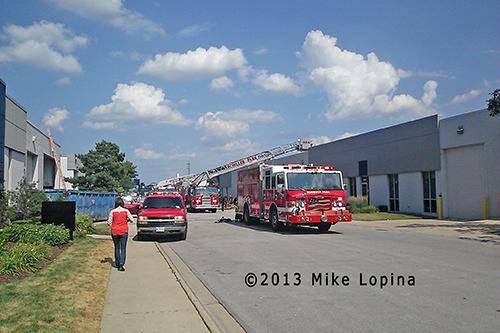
[115, 197, 124, 208]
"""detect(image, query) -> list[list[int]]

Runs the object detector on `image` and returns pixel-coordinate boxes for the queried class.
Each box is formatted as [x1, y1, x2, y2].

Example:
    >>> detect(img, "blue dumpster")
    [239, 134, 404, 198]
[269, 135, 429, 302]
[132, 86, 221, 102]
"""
[45, 190, 119, 221]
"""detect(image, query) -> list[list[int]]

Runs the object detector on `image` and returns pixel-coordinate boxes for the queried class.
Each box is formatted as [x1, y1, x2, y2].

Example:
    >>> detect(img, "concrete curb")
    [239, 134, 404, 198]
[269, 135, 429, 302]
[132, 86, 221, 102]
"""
[156, 242, 246, 333]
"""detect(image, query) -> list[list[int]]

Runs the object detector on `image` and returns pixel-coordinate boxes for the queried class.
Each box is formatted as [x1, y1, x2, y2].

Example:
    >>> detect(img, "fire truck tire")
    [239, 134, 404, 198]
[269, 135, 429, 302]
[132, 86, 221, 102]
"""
[270, 208, 284, 231]
[317, 223, 331, 232]
[243, 205, 253, 225]
[211, 209, 217, 213]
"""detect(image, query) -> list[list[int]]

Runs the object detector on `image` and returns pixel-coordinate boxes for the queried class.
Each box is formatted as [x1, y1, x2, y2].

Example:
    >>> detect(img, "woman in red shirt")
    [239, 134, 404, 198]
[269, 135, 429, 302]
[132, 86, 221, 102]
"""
[107, 197, 134, 271]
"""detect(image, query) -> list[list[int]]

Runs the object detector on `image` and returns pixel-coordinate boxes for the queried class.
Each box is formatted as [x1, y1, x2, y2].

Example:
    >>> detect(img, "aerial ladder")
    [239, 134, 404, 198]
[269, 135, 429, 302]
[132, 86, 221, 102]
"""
[156, 139, 313, 190]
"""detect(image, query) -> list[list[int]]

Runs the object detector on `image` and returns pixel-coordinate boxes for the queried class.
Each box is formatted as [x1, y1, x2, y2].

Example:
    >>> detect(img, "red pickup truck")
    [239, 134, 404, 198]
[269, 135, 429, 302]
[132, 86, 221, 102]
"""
[136, 192, 188, 241]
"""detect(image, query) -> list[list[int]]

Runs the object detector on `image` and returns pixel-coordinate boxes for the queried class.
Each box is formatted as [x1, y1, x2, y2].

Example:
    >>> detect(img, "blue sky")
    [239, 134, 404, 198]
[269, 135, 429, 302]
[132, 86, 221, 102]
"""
[1, 0, 499, 185]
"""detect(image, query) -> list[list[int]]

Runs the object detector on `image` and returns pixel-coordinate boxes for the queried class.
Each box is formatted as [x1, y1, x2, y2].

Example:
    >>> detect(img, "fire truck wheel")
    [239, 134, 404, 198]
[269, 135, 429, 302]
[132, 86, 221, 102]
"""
[317, 223, 331, 232]
[243, 205, 253, 225]
[270, 209, 284, 231]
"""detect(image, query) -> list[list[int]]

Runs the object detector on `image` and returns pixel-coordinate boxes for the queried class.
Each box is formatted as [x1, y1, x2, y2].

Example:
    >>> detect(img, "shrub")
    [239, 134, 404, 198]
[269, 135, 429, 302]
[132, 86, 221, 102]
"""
[8, 177, 48, 220]
[378, 205, 389, 213]
[347, 196, 379, 214]
[1, 223, 70, 247]
[0, 242, 51, 275]
[75, 214, 96, 238]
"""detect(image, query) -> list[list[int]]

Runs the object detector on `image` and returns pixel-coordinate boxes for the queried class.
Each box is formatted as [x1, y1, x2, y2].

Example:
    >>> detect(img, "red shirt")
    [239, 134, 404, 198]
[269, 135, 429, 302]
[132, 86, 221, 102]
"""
[107, 206, 134, 236]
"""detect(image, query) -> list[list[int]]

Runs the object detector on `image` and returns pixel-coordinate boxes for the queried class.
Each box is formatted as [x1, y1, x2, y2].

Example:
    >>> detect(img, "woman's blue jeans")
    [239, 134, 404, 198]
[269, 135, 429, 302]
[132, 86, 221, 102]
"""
[112, 233, 128, 267]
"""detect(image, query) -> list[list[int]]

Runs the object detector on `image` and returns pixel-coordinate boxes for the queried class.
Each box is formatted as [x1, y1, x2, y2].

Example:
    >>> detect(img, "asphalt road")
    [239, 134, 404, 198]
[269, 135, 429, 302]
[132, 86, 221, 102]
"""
[160, 211, 500, 333]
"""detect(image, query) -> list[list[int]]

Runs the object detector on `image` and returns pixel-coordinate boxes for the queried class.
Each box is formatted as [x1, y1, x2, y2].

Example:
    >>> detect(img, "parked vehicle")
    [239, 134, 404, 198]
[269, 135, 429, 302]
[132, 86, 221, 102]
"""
[235, 164, 351, 232]
[136, 192, 188, 240]
[122, 195, 142, 214]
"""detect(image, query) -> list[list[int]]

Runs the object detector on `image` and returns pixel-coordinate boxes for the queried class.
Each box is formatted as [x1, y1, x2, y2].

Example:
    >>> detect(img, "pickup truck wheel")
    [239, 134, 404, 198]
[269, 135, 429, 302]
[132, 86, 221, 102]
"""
[179, 229, 187, 241]
[270, 209, 284, 231]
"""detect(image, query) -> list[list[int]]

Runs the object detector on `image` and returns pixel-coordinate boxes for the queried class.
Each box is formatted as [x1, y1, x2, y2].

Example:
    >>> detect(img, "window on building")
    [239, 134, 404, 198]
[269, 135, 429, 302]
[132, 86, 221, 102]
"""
[349, 177, 357, 197]
[361, 176, 370, 204]
[422, 171, 437, 213]
[388, 174, 399, 211]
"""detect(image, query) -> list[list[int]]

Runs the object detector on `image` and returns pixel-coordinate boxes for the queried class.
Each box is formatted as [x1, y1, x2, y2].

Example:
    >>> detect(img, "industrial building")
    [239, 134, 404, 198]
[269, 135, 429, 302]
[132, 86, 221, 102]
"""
[222, 109, 499, 220]
[1, 79, 65, 191]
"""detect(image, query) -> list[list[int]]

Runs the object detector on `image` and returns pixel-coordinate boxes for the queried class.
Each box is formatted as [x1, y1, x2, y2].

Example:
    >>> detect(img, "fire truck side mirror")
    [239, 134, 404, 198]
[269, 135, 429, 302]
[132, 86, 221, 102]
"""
[277, 184, 285, 192]
[190, 188, 194, 196]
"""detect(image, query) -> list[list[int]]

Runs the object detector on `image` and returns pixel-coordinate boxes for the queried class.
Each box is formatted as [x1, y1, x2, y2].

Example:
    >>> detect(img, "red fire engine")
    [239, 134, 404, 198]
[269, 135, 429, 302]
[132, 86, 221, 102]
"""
[236, 164, 351, 232]
[185, 183, 220, 213]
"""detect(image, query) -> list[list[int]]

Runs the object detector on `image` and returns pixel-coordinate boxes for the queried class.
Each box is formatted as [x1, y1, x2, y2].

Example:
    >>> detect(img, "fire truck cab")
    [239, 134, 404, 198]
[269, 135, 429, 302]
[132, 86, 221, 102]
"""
[236, 164, 351, 232]
[185, 184, 220, 213]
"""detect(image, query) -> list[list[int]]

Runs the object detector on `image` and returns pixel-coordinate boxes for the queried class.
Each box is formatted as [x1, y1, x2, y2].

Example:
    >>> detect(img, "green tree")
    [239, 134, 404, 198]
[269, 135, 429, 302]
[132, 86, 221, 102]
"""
[66, 140, 138, 193]
[487, 88, 500, 117]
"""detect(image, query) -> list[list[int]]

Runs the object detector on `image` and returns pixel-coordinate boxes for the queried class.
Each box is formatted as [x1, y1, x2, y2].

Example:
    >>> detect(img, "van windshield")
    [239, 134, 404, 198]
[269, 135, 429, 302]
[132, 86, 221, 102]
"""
[143, 197, 183, 209]
[287, 172, 342, 190]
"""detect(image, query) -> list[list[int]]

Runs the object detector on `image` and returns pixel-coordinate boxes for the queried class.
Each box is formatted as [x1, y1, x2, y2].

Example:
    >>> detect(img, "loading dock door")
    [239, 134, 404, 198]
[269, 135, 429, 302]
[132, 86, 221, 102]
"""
[444, 144, 486, 220]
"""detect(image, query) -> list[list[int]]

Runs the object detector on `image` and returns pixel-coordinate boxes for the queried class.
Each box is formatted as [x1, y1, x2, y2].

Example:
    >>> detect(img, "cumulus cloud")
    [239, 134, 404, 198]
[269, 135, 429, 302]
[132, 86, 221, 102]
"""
[254, 47, 268, 55]
[297, 30, 437, 120]
[48, 0, 165, 38]
[134, 148, 166, 160]
[195, 109, 280, 144]
[84, 82, 191, 130]
[210, 76, 234, 90]
[252, 70, 302, 96]
[137, 46, 247, 81]
[43, 107, 69, 131]
[449, 89, 482, 105]
[0, 20, 88, 72]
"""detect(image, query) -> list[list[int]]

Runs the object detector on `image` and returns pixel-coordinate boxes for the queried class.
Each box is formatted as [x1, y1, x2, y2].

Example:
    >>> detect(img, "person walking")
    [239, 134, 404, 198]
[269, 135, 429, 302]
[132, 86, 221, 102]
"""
[107, 197, 134, 271]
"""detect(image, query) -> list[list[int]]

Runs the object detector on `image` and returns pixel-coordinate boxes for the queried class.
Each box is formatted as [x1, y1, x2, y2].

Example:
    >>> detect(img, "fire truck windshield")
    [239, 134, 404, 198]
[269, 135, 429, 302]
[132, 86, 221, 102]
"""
[287, 172, 342, 191]
[193, 187, 219, 196]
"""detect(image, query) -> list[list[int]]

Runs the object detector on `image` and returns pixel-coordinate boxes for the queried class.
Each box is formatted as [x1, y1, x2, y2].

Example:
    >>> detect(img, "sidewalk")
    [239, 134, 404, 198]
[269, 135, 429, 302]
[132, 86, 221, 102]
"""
[98, 223, 245, 333]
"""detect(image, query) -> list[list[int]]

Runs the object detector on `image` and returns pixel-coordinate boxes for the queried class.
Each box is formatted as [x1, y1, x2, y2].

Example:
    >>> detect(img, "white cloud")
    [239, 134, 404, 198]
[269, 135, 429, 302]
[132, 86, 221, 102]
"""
[55, 77, 71, 85]
[195, 109, 280, 143]
[43, 107, 69, 131]
[449, 89, 482, 105]
[137, 46, 247, 81]
[179, 23, 212, 38]
[252, 70, 302, 96]
[48, 0, 165, 38]
[134, 148, 165, 160]
[297, 30, 437, 120]
[210, 76, 234, 90]
[0, 20, 88, 72]
[85, 82, 192, 129]
[254, 47, 268, 55]
[82, 121, 117, 130]
[168, 152, 197, 160]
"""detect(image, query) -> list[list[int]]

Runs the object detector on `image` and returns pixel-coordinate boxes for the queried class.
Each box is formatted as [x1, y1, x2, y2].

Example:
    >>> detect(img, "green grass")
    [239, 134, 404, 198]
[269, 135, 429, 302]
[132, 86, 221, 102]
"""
[352, 212, 424, 221]
[0, 238, 113, 333]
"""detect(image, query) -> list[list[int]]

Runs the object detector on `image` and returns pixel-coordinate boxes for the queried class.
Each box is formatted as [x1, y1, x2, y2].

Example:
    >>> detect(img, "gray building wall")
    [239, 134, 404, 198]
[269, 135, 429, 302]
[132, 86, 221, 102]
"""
[308, 115, 441, 177]
[1, 82, 62, 191]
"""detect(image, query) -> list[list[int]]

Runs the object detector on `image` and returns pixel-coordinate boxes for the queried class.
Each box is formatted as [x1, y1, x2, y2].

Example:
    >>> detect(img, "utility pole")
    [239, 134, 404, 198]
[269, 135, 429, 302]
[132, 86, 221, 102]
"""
[188, 160, 190, 175]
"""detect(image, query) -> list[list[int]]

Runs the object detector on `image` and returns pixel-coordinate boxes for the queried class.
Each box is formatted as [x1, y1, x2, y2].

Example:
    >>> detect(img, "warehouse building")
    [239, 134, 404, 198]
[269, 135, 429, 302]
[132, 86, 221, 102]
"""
[1, 79, 63, 191]
[222, 109, 499, 220]
[308, 110, 499, 220]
